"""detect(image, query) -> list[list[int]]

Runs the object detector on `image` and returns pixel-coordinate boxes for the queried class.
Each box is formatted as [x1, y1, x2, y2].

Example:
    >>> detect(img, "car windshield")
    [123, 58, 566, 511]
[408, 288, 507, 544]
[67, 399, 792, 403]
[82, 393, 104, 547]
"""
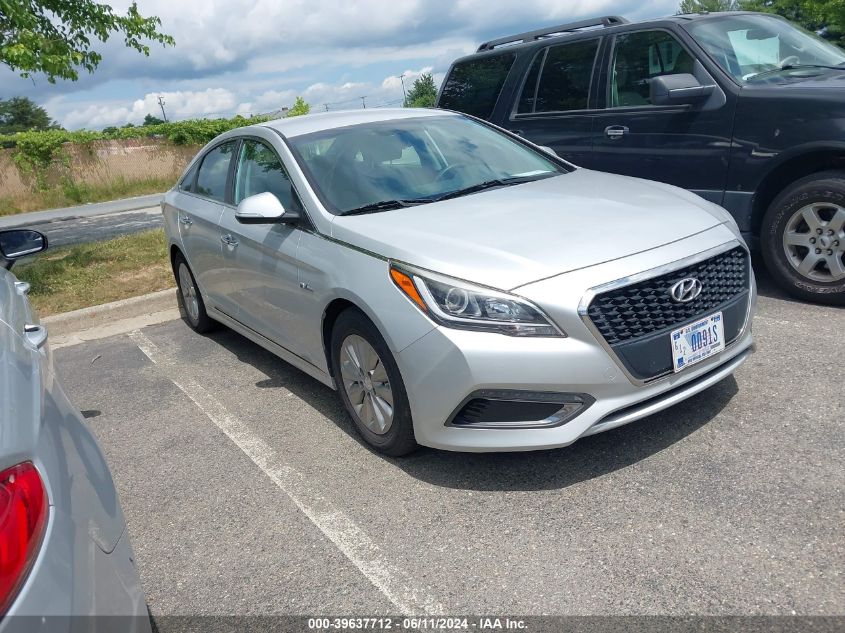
[287, 115, 567, 215]
[686, 14, 845, 82]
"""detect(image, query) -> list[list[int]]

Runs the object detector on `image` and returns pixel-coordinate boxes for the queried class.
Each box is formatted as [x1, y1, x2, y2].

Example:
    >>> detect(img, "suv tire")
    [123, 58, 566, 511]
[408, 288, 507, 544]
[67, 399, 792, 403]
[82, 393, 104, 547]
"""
[761, 171, 845, 306]
[330, 308, 417, 457]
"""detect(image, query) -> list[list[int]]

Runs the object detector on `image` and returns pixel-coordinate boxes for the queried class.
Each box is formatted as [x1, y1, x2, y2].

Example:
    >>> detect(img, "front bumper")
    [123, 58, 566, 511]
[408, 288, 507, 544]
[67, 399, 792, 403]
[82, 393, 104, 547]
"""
[395, 232, 756, 452]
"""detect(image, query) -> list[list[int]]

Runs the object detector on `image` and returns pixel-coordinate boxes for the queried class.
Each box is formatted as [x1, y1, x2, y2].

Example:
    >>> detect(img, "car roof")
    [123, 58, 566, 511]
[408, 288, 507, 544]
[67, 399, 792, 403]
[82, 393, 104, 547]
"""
[259, 108, 460, 138]
[453, 11, 770, 63]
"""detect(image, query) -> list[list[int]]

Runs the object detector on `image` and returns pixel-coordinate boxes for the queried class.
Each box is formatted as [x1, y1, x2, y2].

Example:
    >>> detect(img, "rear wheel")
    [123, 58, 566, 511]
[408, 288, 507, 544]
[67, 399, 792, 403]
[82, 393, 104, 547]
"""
[761, 171, 845, 305]
[330, 309, 417, 457]
[172, 253, 217, 333]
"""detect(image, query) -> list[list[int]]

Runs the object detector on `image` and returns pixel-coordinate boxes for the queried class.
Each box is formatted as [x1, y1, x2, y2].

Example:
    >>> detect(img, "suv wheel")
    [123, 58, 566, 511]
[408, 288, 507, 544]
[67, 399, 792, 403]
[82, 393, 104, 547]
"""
[761, 171, 845, 305]
[330, 309, 417, 457]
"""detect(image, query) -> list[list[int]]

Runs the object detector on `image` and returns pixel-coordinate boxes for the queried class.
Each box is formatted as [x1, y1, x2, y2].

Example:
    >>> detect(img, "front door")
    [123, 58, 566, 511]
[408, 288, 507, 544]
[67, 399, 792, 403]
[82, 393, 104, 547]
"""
[591, 29, 736, 205]
[217, 138, 304, 354]
[504, 37, 603, 166]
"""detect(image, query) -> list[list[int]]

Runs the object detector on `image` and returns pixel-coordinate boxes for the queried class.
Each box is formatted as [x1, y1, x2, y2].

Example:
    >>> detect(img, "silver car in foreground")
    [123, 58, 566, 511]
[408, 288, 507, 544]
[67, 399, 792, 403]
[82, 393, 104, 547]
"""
[0, 230, 149, 631]
[163, 109, 755, 456]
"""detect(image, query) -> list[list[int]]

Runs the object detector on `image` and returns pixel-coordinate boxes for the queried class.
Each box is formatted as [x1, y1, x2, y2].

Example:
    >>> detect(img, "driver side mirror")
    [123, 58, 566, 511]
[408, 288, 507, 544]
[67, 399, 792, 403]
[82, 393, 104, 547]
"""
[235, 192, 299, 225]
[0, 229, 48, 269]
[650, 73, 715, 106]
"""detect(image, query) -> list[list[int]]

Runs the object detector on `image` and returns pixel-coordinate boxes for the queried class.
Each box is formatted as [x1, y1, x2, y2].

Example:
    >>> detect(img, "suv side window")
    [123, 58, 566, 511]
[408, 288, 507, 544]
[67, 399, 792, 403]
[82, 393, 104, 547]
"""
[234, 139, 296, 209]
[195, 141, 236, 202]
[438, 52, 517, 120]
[517, 39, 600, 114]
[610, 30, 696, 107]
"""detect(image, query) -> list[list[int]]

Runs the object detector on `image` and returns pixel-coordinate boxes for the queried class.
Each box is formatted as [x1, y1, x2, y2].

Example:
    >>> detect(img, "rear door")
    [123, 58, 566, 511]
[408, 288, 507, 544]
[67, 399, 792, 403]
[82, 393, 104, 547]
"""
[177, 141, 237, 314]
[503, 37, 603, 166]
[591, 28, 736, 204]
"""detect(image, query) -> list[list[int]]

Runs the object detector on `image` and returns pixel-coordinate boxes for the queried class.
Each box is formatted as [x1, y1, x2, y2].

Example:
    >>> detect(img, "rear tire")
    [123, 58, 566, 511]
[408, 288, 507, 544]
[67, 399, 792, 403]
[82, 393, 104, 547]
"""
[330, 309, 417, 457]
[172, 253, 217, 333]
[761, 171, 845, 306]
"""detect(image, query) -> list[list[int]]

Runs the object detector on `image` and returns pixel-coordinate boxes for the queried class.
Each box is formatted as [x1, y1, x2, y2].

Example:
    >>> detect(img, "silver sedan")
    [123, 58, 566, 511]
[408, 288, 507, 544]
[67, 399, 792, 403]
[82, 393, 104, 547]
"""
[0, 230, 149, 630]
[162, 109, 755, 455]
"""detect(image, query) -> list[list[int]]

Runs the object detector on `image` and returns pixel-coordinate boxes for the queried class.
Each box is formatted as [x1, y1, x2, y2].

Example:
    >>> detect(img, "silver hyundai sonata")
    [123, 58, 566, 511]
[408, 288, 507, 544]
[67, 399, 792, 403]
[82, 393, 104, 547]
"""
[163, 109, 755, 456]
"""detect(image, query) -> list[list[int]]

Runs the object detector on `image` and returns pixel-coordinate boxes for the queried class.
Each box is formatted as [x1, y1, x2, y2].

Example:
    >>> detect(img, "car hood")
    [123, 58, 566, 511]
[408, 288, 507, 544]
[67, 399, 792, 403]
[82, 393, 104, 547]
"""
[330, 169, 726, 290]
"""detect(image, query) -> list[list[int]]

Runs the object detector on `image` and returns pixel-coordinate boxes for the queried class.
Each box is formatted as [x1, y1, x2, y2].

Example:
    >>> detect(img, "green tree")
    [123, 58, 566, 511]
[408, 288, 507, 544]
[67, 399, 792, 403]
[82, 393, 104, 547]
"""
[0, 1, 174, 83]
[0, 97, 59, 133]
[286, 96, 310, 117]
[740, 0, 845, 47]
[405, 73, 438, 108]
[679, 0, 739, 12]
[143, 113, 165, 126]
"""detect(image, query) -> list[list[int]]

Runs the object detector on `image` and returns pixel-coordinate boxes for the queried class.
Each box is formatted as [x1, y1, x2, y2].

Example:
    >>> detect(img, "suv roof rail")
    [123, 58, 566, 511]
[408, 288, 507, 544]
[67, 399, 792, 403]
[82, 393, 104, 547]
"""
[476, 15, 629, 52]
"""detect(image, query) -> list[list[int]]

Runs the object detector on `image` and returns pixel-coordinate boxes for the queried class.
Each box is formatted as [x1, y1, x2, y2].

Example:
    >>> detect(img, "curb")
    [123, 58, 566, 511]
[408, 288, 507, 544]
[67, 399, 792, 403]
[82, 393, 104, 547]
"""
[42, 287, 178, 337]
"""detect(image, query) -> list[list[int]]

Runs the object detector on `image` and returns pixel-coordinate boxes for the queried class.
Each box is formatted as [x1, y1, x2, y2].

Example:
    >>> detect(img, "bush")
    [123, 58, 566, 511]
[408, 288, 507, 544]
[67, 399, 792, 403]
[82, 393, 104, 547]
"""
[0, 114, 273, 189]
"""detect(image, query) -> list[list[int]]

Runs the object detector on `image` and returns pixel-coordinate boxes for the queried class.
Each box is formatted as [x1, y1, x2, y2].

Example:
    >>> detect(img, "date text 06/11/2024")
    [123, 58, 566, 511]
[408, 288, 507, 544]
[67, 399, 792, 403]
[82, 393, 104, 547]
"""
[307, 617, 528, 630]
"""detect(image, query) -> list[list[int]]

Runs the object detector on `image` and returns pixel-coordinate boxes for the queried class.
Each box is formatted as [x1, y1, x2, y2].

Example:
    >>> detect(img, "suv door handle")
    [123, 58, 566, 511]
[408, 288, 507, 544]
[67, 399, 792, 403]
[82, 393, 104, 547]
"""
[24, 324, 48, 350]
[604, 125, 629, 140]
[221, 234, 238, 247]
[179, 216, 193, 227]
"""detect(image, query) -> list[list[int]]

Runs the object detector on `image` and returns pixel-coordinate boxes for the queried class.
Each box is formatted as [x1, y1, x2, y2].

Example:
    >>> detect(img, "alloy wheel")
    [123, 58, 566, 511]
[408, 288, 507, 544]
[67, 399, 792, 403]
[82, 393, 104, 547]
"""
[178, 263, 200, 322]
[339, 334, 394, 435]
[782, 202, 845, 282]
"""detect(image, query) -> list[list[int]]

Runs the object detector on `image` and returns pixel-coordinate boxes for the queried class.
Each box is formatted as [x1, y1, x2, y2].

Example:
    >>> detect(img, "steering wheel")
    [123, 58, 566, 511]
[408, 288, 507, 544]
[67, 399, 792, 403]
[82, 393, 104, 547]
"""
[779, 55, 800, 68]
[435, 163, 471, 183]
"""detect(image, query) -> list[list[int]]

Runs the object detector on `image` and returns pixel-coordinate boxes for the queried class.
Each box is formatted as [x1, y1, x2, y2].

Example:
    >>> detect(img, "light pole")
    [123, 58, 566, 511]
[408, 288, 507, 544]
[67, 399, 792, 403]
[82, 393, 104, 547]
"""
[398, 74, 408, 107]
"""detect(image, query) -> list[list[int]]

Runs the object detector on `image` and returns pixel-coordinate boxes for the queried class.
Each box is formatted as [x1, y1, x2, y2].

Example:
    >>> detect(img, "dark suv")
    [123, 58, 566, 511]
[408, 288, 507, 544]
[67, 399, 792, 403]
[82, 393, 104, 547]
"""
[436, 12, 845, 305]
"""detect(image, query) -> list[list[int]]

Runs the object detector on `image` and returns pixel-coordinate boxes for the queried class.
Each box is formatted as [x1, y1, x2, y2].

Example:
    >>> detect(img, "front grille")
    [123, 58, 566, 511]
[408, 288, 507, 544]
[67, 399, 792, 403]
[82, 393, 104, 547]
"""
[587, 247, 749, 346]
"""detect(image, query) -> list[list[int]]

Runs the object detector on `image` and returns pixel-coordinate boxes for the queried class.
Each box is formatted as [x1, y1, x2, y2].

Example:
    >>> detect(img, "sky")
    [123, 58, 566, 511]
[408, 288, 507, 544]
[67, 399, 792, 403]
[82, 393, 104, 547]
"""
[2, 0, 680, 130]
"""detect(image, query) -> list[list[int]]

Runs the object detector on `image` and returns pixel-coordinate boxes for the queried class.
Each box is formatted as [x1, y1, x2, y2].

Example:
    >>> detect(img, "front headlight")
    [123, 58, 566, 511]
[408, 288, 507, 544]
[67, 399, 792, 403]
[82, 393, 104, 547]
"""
[389, 263, 565, 337]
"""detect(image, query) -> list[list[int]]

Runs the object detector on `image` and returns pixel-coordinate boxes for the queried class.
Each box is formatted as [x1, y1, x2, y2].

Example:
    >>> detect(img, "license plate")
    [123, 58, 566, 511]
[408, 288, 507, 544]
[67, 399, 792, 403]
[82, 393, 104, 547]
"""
[671, 311, 725, 373]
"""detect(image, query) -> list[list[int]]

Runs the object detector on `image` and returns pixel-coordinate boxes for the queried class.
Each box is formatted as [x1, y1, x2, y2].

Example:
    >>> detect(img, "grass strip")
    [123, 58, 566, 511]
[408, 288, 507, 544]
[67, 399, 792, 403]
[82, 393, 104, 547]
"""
[13, 228, 175, 316]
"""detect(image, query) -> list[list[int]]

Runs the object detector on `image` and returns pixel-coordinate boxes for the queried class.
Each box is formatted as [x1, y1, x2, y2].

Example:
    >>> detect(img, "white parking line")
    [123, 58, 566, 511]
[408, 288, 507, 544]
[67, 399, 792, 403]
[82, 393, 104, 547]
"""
[129, 329, 444, 616]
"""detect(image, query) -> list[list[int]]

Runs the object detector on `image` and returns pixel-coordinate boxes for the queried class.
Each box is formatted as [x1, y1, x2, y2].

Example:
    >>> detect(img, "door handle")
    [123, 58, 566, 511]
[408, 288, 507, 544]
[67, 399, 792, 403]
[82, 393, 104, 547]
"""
[221, 234, 238, 247]
[24, 324, 48, 350]
[604, 125, 629, 140]
[179, 216, 194, 227]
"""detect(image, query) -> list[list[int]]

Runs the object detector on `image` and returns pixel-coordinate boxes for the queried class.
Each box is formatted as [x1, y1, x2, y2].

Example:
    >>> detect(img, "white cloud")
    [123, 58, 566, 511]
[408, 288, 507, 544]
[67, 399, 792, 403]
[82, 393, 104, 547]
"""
[28, 0, 680, 128]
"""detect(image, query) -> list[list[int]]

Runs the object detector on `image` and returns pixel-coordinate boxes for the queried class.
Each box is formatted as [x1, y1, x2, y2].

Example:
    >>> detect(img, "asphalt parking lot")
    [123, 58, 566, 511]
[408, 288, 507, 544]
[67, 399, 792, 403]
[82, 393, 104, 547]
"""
[53, 272, 844, 619]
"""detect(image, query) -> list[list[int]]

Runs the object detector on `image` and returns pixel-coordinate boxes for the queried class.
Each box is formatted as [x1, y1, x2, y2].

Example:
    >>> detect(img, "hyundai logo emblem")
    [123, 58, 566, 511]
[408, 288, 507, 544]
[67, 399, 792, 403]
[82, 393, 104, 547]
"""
[669, 277, 703, 303]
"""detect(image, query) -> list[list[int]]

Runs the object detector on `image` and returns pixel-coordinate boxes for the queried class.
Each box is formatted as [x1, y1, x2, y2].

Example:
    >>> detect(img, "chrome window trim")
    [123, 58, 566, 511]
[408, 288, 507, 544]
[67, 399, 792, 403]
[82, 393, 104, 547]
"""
[577, 239, 752, 387]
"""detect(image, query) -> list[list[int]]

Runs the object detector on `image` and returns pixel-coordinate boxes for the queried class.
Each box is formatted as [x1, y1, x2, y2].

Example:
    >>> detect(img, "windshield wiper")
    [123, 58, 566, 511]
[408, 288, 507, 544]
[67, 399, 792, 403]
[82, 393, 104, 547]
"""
[747, 63, 845, 80]
[340, 199, 432, 216]
[433, 173, 553, 203]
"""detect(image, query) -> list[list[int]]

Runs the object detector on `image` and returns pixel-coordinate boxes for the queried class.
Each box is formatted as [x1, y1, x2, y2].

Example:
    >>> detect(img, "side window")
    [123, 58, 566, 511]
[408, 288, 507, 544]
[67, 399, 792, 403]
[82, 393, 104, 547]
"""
[438, 52, 516, 120]
[526, 39, 600, 114]
[234, 139, 295, 210]
[611, 30, 695, 107]
[178, 163, 198, 192]
[195, 141, 236, 202]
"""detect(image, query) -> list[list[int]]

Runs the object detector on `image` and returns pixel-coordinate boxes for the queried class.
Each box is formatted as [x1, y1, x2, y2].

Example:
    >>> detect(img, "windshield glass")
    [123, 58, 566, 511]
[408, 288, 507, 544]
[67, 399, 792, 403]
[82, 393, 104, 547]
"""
[287, 115, 567, 215]
[686, 14, 845, 82]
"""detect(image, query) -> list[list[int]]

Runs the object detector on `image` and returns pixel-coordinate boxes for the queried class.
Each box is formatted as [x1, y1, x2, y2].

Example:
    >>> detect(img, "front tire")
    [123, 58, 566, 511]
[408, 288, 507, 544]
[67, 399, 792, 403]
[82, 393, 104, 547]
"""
[330, 309, 417, 457]
[761, 171, 845, 305]
[172, 253, 217, 333]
